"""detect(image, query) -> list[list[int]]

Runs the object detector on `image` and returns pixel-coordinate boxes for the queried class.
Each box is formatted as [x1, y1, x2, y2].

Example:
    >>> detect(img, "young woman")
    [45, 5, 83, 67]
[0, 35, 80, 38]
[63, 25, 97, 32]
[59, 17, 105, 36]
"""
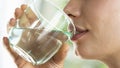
[3, 0, 120, 68]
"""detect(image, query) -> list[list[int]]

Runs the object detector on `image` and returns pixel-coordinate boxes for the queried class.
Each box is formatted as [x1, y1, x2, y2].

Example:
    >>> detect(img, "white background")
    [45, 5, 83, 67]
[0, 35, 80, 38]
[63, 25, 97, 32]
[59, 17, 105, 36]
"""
[0, 0, 26, 68]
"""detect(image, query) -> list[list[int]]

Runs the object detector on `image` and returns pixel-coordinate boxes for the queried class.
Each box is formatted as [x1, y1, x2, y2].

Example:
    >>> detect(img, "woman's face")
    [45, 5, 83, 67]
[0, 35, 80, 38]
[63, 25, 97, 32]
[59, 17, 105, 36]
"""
[64, 0, 120, 59]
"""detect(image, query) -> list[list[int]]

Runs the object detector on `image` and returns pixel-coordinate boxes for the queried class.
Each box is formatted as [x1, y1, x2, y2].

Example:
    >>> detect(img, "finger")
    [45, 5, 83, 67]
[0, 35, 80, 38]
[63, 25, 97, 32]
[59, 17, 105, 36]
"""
[21, 4, 27, 10]
[19, 62, 35, 68]
[25, 7, 37, 24]
[15, 57, 33, 68]
[7, 18, 16, 33]
[3, 37, 32, 68]
[9, 18, 16, 26]
[21, 4, 37, 24]
[19, 6, 38, 26]
[52, 43, 70, 64]
[3, 37, 19, 60]
[14, 7, 24, 19]
[16, 4, 37, 26]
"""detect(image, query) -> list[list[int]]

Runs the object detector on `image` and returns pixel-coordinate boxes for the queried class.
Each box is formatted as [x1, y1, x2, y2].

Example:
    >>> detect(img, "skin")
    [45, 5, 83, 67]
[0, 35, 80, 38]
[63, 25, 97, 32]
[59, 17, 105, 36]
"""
[3, 0, 120, 68]
[64, 0, 120, 68]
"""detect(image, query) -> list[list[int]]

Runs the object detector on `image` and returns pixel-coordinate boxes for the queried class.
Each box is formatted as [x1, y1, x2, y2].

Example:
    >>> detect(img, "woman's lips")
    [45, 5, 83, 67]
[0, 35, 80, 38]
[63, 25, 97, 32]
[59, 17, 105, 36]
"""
[71, 28, 88, 41]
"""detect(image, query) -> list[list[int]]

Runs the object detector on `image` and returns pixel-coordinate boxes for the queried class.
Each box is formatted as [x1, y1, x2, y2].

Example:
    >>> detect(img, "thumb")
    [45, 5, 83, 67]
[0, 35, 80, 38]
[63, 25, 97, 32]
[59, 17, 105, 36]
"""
[2, 37, 18, 58]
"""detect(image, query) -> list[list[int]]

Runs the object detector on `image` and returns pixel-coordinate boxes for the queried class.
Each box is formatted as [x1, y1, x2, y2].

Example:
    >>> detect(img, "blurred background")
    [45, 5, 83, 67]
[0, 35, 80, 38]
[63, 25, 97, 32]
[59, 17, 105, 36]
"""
[0, 0, 108, 68]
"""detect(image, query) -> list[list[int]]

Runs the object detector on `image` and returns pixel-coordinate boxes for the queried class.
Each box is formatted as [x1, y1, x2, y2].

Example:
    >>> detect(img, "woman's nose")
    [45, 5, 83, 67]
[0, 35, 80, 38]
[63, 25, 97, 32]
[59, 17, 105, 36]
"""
[64, 0, 81, 18]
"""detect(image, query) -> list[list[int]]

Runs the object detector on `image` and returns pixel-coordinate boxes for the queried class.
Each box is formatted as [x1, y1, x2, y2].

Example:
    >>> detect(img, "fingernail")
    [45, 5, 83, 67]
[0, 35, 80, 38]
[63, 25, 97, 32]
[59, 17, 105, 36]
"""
[3, 37, 9, 45]
[10, 18, 14, 21]
[21, 4, 27, 10]
[10, 18, 16, 26]
[3, 37, 7, 40]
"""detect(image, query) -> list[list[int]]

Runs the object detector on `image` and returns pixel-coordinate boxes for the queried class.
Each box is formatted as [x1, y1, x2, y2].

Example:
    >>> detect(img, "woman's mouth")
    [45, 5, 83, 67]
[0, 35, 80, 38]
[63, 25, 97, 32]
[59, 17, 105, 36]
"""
[71, 27, 89, 41]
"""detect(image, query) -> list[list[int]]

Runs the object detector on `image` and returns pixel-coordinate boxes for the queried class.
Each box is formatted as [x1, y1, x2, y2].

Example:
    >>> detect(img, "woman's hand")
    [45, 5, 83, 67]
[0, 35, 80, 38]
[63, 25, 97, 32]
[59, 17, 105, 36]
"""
[3, 4, 69, 68]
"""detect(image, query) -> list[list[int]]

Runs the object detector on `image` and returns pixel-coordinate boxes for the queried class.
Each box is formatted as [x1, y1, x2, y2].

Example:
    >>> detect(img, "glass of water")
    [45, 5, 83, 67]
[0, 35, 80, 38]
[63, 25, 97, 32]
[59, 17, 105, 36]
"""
[8, 0, 76, 65]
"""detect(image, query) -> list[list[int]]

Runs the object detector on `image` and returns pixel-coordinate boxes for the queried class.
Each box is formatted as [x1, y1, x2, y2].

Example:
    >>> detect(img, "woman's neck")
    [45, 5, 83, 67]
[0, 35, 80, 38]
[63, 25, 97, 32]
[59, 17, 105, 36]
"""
[100, 51, 120, 68]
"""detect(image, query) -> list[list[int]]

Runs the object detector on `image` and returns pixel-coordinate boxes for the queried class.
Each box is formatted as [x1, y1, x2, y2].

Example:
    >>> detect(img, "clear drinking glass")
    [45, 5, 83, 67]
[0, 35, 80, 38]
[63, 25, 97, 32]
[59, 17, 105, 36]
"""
[8, 0, 76, 65]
